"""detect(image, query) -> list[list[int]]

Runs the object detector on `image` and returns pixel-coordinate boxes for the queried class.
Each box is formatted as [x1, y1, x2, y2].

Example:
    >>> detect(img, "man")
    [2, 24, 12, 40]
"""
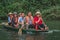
[25, 12, 34, 29]
[18, 12, 25, 29]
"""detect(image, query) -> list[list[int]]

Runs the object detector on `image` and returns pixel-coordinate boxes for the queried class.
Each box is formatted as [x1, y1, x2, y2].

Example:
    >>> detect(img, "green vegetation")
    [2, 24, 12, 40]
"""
[0, 0, 60, 20]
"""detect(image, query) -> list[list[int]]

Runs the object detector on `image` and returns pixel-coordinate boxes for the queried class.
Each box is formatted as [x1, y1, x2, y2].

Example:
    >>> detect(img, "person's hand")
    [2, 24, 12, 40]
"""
[36, 22, 38, 24]
[26, 23, 29, 25]
[45, 25, 47, 27]
[35, 22, 38, 25]
[45, 26, 48, 30]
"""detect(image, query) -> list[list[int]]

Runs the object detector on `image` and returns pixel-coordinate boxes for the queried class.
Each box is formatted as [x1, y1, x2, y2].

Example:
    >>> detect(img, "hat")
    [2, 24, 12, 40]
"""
[35, 11, 41, 15]
[13, 12, 17, 14]
[8, 12, 12, 15]
[19, 13, 21, 15]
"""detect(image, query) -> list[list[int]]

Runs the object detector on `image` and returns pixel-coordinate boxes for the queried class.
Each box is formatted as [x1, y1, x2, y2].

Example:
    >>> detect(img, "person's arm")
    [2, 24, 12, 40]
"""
[34, 17, 38, 24]
[18, 18, 20, 24]
[31, 16, 34, 24]
[41, 17, 47, 27]
[8, 17, 11, 23]
[18, 17, 22, 24]
[25, 16, 29, 24]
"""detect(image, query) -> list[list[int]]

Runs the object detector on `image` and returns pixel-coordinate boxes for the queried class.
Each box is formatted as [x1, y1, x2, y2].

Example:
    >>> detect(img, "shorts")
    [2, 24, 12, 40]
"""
[8, 23, 11, 25]
[39, 24, 45, 29]
[28, 24, 34, 28]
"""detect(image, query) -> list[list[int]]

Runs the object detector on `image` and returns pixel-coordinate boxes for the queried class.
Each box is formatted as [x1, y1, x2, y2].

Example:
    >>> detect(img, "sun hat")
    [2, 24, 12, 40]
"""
[35, 11, 41, 15]
[8, 12, 12, 15]
[13, 12, 17, 15]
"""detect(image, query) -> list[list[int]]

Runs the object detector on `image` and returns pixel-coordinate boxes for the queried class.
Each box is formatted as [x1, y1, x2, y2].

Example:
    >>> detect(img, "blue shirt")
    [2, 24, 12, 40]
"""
[18, 17, 25, 22]
[8, 17, 11, 23]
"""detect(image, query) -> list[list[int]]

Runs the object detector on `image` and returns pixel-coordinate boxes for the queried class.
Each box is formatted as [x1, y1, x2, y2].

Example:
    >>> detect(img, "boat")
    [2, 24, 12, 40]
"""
[3, 25, 19, 32]
[3, 24, 48, 34]
[22, 29, 48, 34]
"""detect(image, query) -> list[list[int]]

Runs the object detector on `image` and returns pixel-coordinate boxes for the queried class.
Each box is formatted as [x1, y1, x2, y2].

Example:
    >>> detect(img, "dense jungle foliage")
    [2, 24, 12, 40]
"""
[0, 0, 60, 20]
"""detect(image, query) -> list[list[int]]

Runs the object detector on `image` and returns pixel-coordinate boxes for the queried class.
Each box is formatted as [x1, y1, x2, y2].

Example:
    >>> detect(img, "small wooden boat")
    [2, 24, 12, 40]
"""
[3, 23, 48, 34]
[3, 25, 19, 32]
[22, 29, 48, 34]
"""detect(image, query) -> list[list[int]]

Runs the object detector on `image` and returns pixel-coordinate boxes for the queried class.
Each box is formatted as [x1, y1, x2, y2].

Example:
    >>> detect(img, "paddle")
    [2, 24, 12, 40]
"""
[18, 24, 25, 36]
[18, 28, 22, 36]
[18, 25, 23, 36]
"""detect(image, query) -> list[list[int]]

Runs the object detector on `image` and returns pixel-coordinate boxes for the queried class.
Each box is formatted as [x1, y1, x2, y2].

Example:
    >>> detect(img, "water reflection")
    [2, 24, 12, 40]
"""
[0, 29, 60, 40]
[19, 33, 46, 40]
[7, 31, 19, 40]
[25, 34, 45, 40]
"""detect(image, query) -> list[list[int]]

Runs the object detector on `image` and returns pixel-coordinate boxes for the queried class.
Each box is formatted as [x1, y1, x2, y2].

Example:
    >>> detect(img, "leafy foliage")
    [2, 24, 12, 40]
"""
[0, 0, 60, 20]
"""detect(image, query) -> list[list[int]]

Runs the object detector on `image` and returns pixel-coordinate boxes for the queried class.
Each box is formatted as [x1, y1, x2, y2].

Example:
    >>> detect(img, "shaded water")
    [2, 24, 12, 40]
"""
[0, 28, 60, 40]
[0, 21, 60, 40]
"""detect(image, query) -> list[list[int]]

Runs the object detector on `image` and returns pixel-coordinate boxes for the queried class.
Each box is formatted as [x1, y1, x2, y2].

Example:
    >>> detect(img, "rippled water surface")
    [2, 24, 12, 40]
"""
[0, 28, 60, 40]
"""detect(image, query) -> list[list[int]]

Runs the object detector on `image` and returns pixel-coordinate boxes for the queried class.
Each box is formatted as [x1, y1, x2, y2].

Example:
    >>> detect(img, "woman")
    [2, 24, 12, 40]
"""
[8, 12, 13, 25]
[12, 12, 18, 28]
[34, 11, 48, 30]
[25, 12, 34, 29]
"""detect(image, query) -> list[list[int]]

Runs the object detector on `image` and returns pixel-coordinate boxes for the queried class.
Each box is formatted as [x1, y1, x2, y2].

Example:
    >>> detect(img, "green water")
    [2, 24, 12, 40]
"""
[0, 29, 60, 40]
[0, 20, 60, 40]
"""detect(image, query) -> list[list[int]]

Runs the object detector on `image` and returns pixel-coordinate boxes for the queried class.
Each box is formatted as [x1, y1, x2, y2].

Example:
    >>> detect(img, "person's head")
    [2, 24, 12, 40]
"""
[8, 12, 13, 17]
[27, 12, 32, 17]
[19, 13, 22, 17]
[13, 12, 17, 17]
[35, 11, 41, 17]
[21, 12, 24, 17]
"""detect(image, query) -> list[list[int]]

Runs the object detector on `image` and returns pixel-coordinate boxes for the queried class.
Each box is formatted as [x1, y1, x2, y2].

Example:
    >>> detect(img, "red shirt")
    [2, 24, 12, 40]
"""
[34, 16, 43, 25]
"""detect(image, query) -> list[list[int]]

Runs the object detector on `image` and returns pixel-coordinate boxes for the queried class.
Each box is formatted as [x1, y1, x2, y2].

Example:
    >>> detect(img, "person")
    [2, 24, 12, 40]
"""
[33, 11, 48, 30]
[18, 13, 21, 17]
[25, 12, 34, 29]
[8, 12, 13, 25]
[18, 12, 25, 29]
[12, 12, 18, 28]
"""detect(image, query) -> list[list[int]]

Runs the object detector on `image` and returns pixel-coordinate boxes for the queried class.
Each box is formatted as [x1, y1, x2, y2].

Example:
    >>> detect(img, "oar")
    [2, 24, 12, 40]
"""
[18, 28, 22, 36]
[18, 24, 25, 36]
[18, 26, 23, 36]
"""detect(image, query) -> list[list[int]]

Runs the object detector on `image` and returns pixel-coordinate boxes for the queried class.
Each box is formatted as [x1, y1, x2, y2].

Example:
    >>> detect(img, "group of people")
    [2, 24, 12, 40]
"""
[8, 11, 48, 30]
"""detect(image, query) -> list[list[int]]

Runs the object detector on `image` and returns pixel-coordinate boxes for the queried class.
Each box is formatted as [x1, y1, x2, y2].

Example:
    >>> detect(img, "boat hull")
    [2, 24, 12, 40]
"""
[3, 25, 48, 34]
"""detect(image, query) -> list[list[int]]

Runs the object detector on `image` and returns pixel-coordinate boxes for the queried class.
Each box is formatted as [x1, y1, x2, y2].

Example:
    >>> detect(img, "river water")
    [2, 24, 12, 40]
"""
[0, 28, 60, 40]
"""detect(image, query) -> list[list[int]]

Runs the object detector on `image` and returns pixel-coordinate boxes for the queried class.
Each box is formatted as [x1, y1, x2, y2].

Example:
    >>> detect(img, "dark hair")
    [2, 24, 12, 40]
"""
[21, 12, 24, 13]
[27, 12, 32, 16]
